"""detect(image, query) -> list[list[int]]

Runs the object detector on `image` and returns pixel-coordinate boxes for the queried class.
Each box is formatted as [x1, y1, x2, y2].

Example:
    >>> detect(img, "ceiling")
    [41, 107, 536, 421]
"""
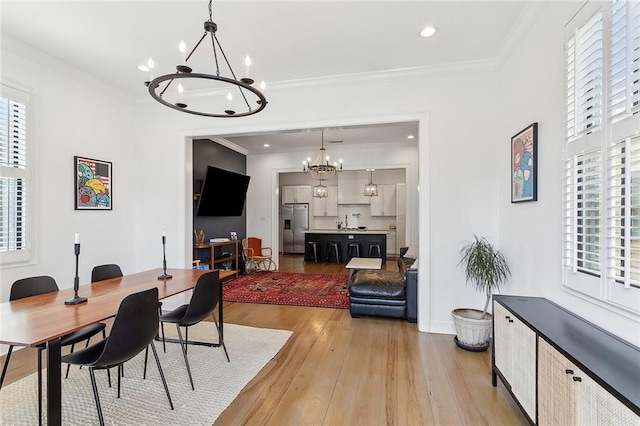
[1, 1, 530, 154]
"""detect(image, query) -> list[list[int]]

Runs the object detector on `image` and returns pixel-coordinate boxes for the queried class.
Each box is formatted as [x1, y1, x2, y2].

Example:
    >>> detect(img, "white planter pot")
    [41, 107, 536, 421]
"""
[451, 308, 492, 349]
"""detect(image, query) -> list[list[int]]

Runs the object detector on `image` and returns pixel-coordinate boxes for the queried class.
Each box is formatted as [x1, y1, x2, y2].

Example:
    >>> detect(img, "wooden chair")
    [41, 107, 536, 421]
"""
[242, 237, 276, 273]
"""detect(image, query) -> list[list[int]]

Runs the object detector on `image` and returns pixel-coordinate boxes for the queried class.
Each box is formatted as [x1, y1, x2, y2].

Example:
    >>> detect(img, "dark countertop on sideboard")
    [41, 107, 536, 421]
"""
[494, 295, 640, 414]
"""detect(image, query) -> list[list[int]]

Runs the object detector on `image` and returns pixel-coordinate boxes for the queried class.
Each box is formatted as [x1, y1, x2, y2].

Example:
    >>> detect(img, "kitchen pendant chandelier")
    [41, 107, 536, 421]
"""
[364, 169, 378, 197]
[144, 0, 267, 118]
[303, 131, 343, 180]
[313, 182, 328, 198]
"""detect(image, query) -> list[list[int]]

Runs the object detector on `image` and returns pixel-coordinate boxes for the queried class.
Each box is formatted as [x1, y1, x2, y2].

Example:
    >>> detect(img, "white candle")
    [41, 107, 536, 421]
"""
[244, 55, 251, 78]
[75, 233, 80, 244]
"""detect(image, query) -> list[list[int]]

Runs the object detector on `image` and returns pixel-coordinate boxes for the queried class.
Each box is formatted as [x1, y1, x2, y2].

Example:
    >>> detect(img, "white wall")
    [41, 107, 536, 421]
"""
[0, 40, 137, 302]
[132, 68, 502, 334]
[496, 2, 640, 346]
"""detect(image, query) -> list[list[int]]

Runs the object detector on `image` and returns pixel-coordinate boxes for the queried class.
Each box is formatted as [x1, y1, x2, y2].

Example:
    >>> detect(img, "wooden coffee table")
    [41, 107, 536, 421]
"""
[346, 257, 382, 282]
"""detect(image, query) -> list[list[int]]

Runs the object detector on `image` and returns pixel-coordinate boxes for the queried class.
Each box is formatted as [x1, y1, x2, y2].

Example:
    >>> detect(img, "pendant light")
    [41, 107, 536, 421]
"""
[364, 169, 378, 197]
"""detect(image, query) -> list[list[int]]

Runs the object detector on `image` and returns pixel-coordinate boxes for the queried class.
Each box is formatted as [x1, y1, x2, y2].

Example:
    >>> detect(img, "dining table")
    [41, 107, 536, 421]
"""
[0, 267, 236, 426]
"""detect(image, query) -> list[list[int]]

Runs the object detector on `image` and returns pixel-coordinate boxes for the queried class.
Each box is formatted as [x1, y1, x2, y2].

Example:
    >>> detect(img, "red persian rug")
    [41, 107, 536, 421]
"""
[222, 272, 349, 309]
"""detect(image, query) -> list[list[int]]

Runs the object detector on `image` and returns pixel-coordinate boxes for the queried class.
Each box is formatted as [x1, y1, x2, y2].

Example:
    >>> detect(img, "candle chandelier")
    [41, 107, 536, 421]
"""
[303, 131, 343, 180]
[144, 0, 267, 118]
[364, 169, 378, 197]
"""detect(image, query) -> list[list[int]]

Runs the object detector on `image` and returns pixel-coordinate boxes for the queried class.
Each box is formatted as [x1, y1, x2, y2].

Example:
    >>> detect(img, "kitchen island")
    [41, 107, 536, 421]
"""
[305, 230, 387, 264]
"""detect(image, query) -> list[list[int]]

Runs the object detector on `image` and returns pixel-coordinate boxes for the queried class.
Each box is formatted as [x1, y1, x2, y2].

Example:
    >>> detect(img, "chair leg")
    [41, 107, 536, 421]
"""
[143, 346, 149, 379]
[176, 325, 195, 390]
[107, 367, 112, 388]
[117, 364, 122, 399]
[89, 368, 105, 426]
[160, 322, 167, 353]
[150, 342, 174, 410]
[185, 327, 189, 355]
[0, 345, 14, 389]
[211, 313, 230, 362]
[65, 343, 75, 379]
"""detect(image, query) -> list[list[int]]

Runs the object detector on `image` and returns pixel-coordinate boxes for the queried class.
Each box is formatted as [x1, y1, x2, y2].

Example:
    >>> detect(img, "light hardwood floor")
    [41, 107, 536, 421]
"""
[1, 255, 528, 425]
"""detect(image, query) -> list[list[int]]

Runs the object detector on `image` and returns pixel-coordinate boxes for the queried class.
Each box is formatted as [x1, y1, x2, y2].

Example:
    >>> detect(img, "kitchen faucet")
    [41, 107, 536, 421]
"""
[345, 214, 348, 229]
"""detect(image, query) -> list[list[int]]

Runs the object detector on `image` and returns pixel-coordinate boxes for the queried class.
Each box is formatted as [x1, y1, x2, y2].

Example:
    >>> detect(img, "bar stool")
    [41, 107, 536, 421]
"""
[305, 241, 320, 263]
[347, 242, 360, 261]
[368, 242, 382, 258]
[326, 242, 341, 264]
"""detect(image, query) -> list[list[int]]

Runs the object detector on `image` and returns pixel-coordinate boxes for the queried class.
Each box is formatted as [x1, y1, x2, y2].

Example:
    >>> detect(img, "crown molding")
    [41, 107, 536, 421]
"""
[493, 1, 549, 68]
[1, 34, 132, 105]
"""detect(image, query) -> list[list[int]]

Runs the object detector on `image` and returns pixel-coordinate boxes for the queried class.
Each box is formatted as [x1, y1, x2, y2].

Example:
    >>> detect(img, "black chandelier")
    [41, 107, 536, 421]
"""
[144, 0, 267, 118]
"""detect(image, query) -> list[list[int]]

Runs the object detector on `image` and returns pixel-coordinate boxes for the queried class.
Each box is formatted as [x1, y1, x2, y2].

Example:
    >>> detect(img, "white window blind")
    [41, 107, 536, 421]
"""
[563, 150, 602, 276]
[609, 0, 640, 121]
[0, 84, 31, 263]
[564, 1, 640, 313]
[607, 135, 640, 289]
[566, 11, 603, 142]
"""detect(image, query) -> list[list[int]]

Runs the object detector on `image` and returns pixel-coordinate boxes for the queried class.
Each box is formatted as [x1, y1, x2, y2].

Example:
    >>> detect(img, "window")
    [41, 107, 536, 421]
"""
[563, 0, 640, 314]
[0, 83, 31, 265]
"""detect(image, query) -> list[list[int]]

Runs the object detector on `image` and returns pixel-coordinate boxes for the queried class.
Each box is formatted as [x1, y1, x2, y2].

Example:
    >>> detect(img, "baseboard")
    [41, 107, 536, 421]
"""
[429, 320, 456, 335]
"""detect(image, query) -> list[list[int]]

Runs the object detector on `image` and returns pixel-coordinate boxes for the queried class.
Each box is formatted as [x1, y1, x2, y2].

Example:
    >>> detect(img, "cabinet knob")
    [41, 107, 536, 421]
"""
[572, 376, 582, 382]
[565, 369, 574, 375]
[505, 316, 511, 320]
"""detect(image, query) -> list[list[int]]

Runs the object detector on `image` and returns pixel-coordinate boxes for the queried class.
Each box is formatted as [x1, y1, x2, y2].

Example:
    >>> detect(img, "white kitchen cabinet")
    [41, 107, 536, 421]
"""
[337, 171, 370, 204]
[386, 231, 396, 255]
[370, 184, 396, 216]
[396, 183, 406, 217]
[312, 186, 338, 216]
[493, 302, 537, 420]
[282, 185, 312, 204]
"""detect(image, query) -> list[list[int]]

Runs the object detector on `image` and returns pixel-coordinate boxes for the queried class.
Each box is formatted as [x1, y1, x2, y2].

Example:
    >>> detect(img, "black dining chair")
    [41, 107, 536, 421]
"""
[91, 263, 166, 350]
[159, 270, 229, 390]
[0, 276, 107, 425]
[91, 264, 123, 282]
[62, 287, 173, 426]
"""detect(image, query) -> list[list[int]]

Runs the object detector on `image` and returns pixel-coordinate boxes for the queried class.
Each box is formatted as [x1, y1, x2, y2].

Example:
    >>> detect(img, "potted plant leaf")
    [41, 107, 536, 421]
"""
[452, 235, 510, 351]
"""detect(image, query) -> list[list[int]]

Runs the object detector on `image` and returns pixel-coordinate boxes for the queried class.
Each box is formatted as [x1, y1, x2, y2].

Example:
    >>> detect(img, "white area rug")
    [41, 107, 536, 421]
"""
[0, 323, 292, 425]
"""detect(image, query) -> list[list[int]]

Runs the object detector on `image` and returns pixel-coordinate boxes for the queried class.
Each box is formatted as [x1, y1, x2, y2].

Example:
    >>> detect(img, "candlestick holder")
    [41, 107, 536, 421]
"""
[158, 235, 173, 280]
[65, 243, 88, 305]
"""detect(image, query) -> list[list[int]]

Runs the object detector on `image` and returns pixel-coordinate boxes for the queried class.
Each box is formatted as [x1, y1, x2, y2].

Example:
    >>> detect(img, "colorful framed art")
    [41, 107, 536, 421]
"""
[511, 123, 538, 203]
[74, 156, 112, 210]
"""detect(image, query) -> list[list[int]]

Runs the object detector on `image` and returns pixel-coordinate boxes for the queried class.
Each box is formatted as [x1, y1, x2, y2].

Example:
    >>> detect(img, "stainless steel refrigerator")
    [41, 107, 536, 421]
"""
[283, 204, 308, 254]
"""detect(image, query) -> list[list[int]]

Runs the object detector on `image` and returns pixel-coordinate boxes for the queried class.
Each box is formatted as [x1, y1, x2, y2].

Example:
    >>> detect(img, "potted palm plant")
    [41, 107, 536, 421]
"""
[452, 235, 510, 351]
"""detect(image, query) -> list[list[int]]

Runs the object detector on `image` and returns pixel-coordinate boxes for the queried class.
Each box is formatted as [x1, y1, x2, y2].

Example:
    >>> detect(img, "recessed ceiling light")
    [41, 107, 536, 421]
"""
[407, 135, 415, 139]
[263, 144, 270, 148]
[137, 65, 149, 72]
[420, 26, 437, 38]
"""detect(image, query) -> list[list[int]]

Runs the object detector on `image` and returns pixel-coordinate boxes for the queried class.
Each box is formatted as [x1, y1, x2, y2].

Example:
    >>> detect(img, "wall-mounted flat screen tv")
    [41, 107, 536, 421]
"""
[196, 166, 250, 216]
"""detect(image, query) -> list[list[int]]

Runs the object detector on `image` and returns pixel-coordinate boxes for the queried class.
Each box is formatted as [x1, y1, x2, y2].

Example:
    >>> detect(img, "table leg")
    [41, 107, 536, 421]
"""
[218, 276, 223, 341]
[47, 338, 62, 426]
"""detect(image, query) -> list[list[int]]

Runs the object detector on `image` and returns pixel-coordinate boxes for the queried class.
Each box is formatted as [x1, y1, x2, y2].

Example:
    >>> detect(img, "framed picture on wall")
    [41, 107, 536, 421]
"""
[74, 156, 112, 210]
[511, 123, 538, 203]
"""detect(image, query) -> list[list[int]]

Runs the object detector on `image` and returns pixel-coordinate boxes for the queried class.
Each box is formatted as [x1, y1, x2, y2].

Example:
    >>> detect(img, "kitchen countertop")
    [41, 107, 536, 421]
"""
[306, 229, 390, 235]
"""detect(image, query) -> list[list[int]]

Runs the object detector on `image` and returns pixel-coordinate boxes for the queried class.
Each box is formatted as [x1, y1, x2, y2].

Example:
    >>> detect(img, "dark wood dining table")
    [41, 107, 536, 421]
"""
[0, 268, 235, 426]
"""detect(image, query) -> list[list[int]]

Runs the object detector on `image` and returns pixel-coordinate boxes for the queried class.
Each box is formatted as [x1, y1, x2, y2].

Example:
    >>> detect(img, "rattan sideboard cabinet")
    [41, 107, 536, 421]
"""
[492, 296, 640, 425]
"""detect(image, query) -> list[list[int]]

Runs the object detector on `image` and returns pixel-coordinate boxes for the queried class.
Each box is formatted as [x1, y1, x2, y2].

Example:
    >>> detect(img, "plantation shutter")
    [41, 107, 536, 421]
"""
[607, 135, 640, 289]
[609, 0, 640, 122]
[567, 11, 603, 141]
[564, 150, 603, 275]
[0, 84, 30, 259]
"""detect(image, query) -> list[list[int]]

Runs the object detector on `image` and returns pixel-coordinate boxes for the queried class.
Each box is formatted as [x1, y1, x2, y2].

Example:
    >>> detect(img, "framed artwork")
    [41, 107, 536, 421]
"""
[74, 156, 112, 210]
[511, 123, 538, 203]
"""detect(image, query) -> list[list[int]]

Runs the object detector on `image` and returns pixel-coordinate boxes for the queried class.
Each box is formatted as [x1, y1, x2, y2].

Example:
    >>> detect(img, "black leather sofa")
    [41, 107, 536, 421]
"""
[347, 248, 417, 322]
